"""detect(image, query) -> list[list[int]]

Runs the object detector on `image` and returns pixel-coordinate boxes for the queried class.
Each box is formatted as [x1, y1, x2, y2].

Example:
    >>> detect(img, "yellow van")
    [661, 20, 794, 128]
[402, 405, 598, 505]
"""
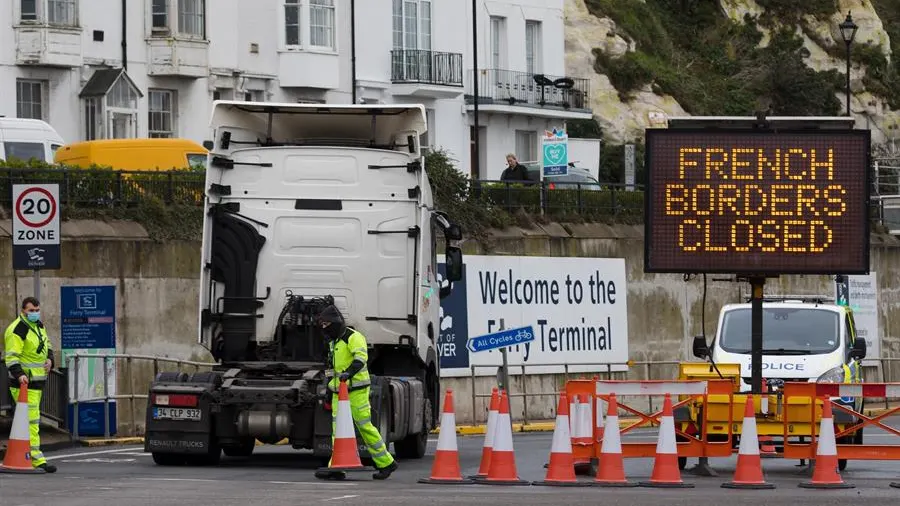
[54, 138, 208, 171]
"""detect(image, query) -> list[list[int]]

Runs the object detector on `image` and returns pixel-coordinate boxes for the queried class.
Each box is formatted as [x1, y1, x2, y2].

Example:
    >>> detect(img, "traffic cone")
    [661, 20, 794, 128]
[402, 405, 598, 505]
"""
[721, 395, 775, 489]
[533, 391, 591, 487]
[594, 393, 637, 487]
[418, 389, 473, 484]
[799, 397, 855, 489]
[0, 384, 42, 474]
[639, 393, 694, 488]
[469, 387, 499, 479]
[316, 380, 371, 476]
[475, 390, 529, 485]
[759, 379, 777, 457]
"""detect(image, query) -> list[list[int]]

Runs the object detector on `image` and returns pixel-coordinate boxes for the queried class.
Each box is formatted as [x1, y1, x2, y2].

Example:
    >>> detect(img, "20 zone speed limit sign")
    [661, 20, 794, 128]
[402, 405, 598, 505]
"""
[12, 183, 61, 270]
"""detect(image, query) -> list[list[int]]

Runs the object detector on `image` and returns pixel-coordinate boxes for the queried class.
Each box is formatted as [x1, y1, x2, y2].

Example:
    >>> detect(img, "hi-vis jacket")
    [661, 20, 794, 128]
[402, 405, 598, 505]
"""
[4, 316, 53, 386]
[327, 328, 371, 392]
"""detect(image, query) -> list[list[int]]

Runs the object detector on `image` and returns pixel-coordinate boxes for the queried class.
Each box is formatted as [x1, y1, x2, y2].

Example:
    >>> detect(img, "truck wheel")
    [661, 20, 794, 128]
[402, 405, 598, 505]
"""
[394, 398, 431, 459]
[152, 453, 185, 466]
[223, 438, 256, 458]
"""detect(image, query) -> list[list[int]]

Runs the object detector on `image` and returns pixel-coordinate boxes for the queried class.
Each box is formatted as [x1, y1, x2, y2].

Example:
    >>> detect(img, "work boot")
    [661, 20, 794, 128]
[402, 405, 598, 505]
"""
[314, 469, 346, 480]
[37, 463, 57, 473]
[372, 461, 398, 480]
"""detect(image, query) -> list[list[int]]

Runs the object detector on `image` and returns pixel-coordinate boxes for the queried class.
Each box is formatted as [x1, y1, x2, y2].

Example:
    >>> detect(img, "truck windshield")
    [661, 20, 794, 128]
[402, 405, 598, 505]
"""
[718, 307, 840, 355]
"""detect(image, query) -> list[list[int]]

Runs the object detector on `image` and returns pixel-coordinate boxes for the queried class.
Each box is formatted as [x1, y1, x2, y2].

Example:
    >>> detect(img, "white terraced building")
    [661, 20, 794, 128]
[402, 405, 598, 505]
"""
[0, 0, 592, 179]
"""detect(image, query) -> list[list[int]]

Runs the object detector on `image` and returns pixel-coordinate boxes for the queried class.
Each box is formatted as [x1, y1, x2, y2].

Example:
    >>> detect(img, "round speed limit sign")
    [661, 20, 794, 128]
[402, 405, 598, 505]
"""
[12, 184, 60, 245]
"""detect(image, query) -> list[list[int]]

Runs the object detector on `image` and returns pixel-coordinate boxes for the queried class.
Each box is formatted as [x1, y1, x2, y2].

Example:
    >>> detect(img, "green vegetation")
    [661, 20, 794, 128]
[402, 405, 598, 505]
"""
[585, 0, 844, 115]
[867, 0, 900, 110]
[0, 158, 204, 241]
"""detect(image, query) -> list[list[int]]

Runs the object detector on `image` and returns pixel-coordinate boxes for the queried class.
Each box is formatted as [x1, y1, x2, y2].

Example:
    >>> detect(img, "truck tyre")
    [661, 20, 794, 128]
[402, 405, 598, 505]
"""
[394, 397, 431, 459]
[223, 438, 256, 458]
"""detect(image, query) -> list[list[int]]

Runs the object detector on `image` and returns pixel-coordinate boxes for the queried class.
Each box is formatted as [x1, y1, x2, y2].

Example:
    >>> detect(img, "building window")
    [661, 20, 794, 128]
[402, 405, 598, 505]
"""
[20, 0, 38, 21]
[148, 89, 176, 138]
[177, 0, 204, 37]
[16, 80, 45, 120]
[151, 0, 167, 29]
[285, 0, 301, 46]
[150, 0, 205, 37]
[515, 130, 537, 162]
[19, 0, 78, 25]
[309, 0, 335, 49]
[525, 21, 541, 75]
[392, 0, 431, 50]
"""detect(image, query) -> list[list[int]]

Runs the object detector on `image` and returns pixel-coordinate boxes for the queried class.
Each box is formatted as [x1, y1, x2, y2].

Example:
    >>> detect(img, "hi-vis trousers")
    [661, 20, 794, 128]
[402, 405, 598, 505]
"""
[330, 387, 395, 470]
[9, 386, 46, 467]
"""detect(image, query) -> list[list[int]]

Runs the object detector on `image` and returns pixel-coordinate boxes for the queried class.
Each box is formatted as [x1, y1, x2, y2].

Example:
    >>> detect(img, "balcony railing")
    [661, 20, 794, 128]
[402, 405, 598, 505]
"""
[467, 69, 591, 111]
[390, 49, 464, 87]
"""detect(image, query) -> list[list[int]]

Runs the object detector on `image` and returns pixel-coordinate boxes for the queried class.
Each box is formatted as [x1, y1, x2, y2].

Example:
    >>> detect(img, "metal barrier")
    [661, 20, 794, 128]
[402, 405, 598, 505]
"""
[782, 382, 900, 461]
[0, 359, 68, 427]
[66, 352, 215, 439]
[465, 361, 682, 424]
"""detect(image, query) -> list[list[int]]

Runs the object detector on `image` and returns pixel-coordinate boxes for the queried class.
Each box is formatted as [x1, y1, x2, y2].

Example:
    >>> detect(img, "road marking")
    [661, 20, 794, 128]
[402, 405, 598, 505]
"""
[268, 481, 359, 487]
[46, 448, 136, 461]
[137, 478, 221, 483]
[322, 495, 359, 501]
[60, 457, 137, 464]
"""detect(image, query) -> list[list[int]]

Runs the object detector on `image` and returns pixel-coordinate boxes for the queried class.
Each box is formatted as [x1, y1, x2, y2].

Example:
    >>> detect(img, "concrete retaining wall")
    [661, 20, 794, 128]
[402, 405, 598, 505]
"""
[1, 220, 899, 430]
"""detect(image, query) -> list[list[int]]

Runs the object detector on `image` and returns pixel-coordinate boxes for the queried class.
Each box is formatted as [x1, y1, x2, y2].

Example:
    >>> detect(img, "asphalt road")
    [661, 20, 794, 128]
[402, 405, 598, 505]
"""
[3, 427, 900, 505]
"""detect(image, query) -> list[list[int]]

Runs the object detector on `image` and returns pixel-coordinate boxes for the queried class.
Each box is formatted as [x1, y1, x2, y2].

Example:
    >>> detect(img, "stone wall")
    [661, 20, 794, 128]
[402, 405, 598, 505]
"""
[3, 220, 899, 431]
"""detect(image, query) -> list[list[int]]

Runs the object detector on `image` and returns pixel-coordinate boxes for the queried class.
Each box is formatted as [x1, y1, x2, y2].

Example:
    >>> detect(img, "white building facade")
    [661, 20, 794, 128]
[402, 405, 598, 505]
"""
[0, 0, 591, 179]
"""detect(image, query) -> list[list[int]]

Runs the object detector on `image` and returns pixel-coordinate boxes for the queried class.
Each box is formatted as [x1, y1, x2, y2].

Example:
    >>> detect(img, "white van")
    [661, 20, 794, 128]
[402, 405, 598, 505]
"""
[0, 117, 65, 163]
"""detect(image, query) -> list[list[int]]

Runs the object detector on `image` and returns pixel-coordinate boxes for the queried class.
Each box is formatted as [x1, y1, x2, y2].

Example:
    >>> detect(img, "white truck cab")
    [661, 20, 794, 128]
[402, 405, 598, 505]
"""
[700, 296, 867, 413]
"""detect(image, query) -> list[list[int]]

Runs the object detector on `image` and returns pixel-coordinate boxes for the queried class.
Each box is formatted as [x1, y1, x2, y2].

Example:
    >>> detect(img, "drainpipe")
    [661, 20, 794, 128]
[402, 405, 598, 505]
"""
[351, 0, 357, 103]
[121, 0, 127, 70]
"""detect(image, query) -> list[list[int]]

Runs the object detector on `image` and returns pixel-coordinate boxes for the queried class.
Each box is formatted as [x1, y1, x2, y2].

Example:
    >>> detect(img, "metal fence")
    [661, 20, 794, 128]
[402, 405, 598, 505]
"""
[468, 68, 591, 111]
[0, 167, 205, 208]
[4, 352, 900, 435]
[471, 179, 644, 219]
[390, 49, 464, 87]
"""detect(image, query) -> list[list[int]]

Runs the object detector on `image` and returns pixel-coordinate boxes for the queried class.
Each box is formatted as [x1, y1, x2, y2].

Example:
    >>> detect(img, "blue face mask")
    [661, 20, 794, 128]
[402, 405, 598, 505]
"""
[26, 312, 40, 323]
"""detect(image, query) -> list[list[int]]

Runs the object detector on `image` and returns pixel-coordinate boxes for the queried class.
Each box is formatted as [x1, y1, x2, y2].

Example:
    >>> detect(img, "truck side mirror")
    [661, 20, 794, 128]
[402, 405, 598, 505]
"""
[850, 338, 867, 360]
[444, 246, 463, 282]
[692, 336, 709, 359]
[445, 223, 463, 241]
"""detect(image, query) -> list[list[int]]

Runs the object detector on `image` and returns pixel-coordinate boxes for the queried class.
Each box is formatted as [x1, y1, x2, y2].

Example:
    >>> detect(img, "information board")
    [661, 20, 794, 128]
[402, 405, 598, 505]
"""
[644, 129, 871, 274]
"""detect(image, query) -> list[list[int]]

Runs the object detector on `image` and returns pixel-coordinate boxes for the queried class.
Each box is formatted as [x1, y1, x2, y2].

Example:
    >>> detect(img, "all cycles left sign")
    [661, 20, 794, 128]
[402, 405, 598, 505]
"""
[12, 183, 61, 270]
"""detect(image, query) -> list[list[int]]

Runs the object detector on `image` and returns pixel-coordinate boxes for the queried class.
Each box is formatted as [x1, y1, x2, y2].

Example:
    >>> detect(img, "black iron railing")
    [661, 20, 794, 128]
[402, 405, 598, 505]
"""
[0, 168, 205, 208]
[391, 49, 464, 87]
[467, 69, 591, 111]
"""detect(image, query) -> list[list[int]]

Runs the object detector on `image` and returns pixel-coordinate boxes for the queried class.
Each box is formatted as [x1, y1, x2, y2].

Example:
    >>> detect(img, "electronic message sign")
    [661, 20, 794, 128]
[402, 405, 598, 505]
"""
[644, 129, 870, 275]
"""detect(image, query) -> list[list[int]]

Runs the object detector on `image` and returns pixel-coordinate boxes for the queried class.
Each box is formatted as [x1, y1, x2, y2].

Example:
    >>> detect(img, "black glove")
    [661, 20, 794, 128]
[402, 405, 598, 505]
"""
[339, 371, 351, 382]
[339, 359, 365, 383]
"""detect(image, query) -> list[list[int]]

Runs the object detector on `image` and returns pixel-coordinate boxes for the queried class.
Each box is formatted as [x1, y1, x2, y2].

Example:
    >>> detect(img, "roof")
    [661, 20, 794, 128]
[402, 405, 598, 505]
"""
[79, 68, 144, 98]
[58, 138, 208, 151]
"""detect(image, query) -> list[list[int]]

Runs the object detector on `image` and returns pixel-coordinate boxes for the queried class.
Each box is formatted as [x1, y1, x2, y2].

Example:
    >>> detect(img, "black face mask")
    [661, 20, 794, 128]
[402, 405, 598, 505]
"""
[323, 324, 342, 340]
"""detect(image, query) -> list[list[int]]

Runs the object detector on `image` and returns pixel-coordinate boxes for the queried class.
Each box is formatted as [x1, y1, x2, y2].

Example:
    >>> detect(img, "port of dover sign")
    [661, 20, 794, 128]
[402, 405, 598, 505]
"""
[437, 255, 628, 377]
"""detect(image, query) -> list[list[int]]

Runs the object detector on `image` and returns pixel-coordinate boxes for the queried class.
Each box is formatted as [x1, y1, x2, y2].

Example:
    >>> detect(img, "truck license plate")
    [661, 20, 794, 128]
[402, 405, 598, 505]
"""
[153, 407, 202, 421]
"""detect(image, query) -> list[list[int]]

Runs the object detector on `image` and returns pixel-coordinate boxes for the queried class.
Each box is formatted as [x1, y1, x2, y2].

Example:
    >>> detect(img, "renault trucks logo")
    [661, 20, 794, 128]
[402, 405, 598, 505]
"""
[437, 263, 468, 369]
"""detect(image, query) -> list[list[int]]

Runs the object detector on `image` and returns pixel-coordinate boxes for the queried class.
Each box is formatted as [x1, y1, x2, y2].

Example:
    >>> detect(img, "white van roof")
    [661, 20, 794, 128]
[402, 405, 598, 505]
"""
[0, 118, 65, 143]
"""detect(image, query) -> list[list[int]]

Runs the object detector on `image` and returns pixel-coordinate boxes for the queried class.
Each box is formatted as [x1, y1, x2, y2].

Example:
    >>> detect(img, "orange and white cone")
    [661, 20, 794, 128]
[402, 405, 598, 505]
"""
[721, 395, 775, 489]
[759, 379, 777, 457]
[533, 391, 591, 487]
[798, 397, 855, 489]
[316, 380, 371, 476]
[0, 384, 42, 474]
[476, 390, 529, 486]
[572, 395, 592, 471]
[594, 393, 637, 487]
[418, 389, 473, 484]
[470, 387, 499, 479]
[639, 393, 693, 488]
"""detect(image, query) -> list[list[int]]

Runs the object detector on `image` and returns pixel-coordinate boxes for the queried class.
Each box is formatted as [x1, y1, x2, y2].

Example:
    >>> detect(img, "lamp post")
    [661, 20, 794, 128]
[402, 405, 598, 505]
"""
[472, 0, 480, 179]
[839, 11, 858, 117]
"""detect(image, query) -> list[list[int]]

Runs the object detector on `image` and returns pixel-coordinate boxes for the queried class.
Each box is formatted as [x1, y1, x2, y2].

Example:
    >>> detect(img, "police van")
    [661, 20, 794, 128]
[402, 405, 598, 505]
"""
[705, 296, 867, 438]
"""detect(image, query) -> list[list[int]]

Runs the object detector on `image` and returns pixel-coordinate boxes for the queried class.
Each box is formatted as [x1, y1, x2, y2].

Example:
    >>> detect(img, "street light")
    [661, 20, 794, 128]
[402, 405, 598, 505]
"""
[839, 11, 858, 117]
